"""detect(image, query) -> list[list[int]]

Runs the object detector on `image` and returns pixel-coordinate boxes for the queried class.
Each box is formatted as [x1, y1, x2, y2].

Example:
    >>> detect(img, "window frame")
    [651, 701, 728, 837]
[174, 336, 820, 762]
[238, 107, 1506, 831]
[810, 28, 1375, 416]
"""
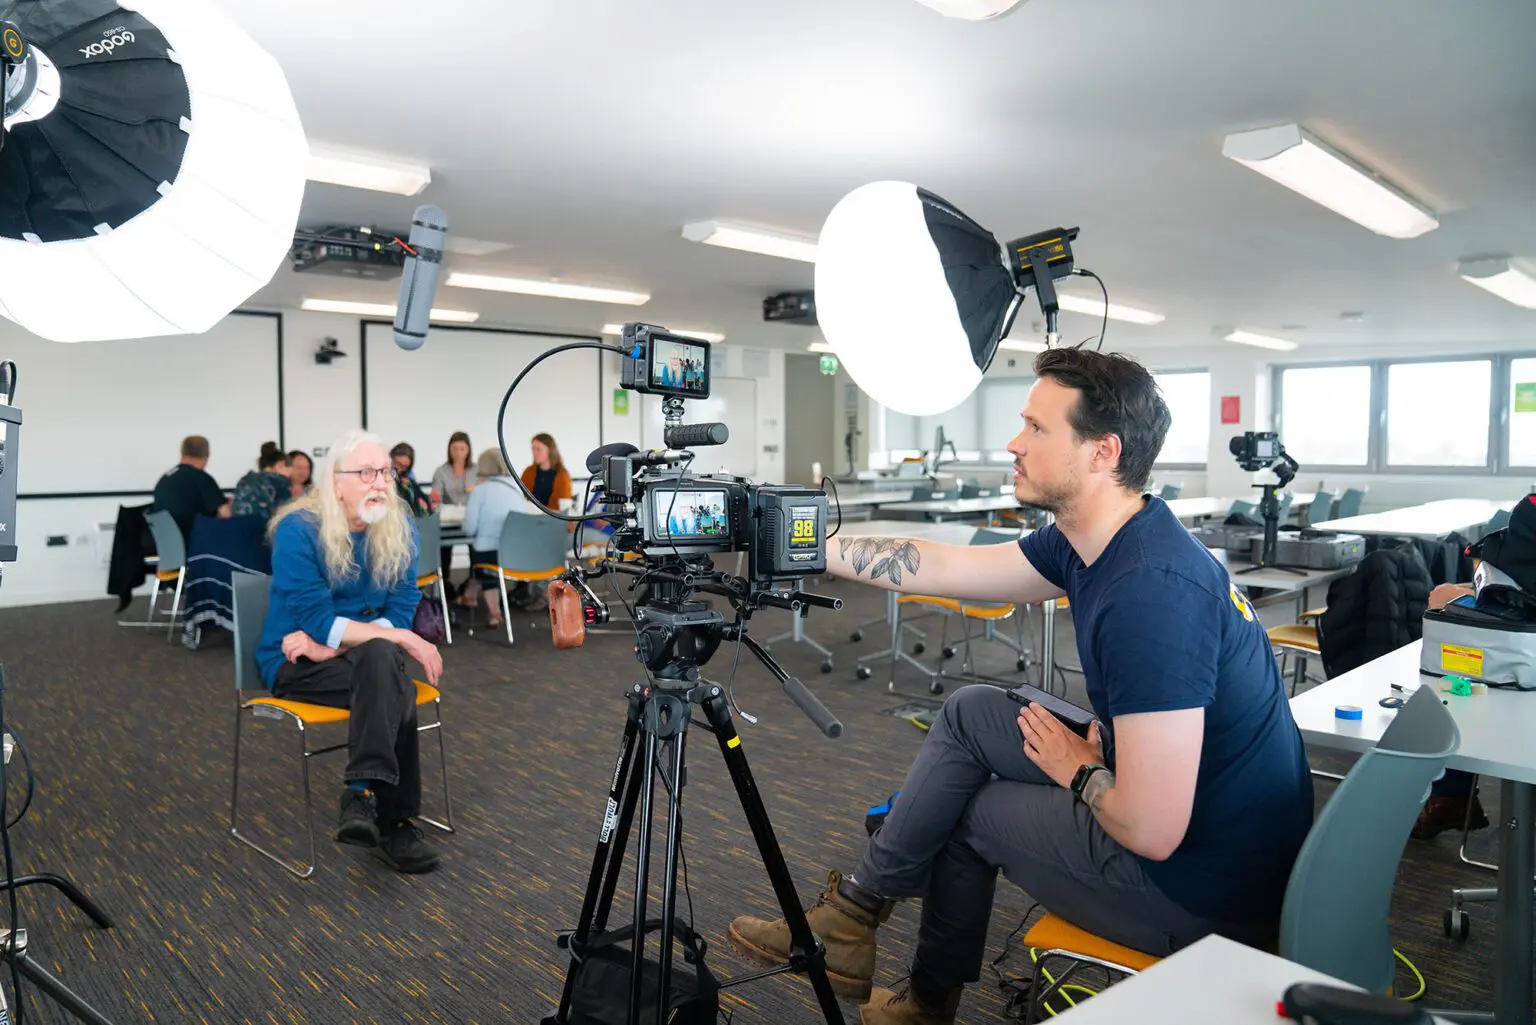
[1150, 367, 1212, 471]
[1380, 354, 1498, 474]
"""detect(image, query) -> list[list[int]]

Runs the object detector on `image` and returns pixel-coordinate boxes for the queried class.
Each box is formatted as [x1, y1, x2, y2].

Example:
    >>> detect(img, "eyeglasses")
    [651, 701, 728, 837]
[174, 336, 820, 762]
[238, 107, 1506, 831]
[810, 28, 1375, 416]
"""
[336, 466, 397, 484]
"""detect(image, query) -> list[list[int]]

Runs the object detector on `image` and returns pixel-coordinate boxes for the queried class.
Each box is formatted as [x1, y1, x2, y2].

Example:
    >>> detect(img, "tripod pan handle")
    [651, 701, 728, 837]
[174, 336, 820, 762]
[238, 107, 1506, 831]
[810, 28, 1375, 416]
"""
[782, 676, 843, 739]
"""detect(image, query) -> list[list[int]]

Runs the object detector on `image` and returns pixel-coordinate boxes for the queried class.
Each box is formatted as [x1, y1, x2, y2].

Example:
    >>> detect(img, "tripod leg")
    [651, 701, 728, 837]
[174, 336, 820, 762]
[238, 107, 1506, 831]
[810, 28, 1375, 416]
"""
[12, 952, 117, 1025]
[655, 727, 688, 1025]
[0, 876, 112, 930]
[698, 686, 845, 1025]
[592, 695, 648, 936]
[628, 725, 661, 1025]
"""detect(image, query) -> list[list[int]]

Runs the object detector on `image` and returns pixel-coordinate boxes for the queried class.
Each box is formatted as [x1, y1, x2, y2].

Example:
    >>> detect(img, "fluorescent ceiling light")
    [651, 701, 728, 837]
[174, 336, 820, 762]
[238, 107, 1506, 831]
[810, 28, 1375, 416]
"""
[603, 323, 723, 343]
[306, 145, 431, 197]
[1225, 329, 1297, 352]
[998, 339, 1048, 353]
[1458, 257, 1536, 310]
[445, 272, 650, 306]
[682, 220, 819, 263]
[913, 0, 1028, 18]
[301, 298, 479, 323]
[1221, 124, 1437, 239]
[444, 237, 515, 257]
[808, 341, 835, 353]
[1056, 292, 1165, 325]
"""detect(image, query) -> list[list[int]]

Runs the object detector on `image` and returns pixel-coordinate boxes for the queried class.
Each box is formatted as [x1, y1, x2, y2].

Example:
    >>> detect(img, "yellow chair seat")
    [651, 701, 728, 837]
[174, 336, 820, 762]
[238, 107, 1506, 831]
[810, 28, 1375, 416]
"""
[244, 681, 442, 726]
[1268, 623, 1320, 652]
[417, 572, 441, 588]
[470, 563, 565, 582]
[155, 568, 182, 581]
[897, 595, 1015, 620]
[1022, 913, 1163, 973]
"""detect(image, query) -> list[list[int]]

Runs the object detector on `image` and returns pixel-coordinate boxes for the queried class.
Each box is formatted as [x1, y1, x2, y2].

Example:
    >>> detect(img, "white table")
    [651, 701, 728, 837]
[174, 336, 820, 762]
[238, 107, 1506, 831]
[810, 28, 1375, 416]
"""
[1289, 640, 1534, 1023]
[1050, 933, 1454, 1024]
[877, 494, 1021, 522]
[1313, 499, 1515, 540]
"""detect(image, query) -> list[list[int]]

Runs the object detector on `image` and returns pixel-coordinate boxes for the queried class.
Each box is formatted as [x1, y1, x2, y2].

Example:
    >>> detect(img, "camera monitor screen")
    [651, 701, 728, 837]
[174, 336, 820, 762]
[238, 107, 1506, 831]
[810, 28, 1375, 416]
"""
[648, 335, 710, 398]
[652, 489, 731, 541]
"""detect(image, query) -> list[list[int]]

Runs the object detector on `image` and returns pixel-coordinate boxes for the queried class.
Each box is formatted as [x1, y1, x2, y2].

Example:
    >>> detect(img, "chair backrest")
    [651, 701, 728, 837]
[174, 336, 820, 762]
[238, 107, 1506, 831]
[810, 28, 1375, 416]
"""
[145, 510, 186, 571]
[1158, 483, 1182, 501]
[908, 484, 935, 503]
[1280, 685, 1458, 993]
[496, 512, 571, 573]
[1485, 508, 1512, 533]
[415, 513, 442, 574]
[1335, 487, 1368, 519]
[1303, 490, 1338, 528]
[230, 570, 272, 693]
[1276, 492, 1295, 522]
[970, 527, 1018, 546]
[1226, 499, 1258, 520]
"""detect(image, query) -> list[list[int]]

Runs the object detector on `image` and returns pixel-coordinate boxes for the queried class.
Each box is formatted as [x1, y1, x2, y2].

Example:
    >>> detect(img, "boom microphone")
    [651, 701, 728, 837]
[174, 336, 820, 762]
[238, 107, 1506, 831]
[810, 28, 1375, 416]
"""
[393, 204, 449, 351]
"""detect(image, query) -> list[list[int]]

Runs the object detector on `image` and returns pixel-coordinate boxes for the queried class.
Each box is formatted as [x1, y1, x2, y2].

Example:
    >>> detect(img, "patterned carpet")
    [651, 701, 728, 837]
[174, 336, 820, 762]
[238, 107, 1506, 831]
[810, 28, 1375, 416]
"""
[0, 575, 1507, 1024]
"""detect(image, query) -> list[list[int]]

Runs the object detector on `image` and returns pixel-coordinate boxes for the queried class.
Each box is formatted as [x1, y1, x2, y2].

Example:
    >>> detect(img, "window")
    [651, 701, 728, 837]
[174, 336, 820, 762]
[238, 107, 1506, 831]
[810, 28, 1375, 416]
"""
[1508, 357, 1536, 467]
[979, 376, 1033, 456]
[1152, 371, 1210, 465]
[1279, 365, 1372, 466]
[1386, 360, 1491, 467]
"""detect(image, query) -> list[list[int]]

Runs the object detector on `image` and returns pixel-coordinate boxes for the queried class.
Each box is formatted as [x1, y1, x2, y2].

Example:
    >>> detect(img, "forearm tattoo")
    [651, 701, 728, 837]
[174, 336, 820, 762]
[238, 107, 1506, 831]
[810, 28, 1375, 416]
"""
[1082, 769, 1115, 812]
[837, 536, 921, 585]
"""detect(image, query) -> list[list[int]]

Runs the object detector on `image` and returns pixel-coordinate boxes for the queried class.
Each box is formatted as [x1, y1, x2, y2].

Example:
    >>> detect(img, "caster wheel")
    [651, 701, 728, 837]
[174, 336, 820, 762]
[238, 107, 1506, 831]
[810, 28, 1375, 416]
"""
[1016, 657, 1030, 671]
[850, 630, 864, 642]
[929, 681, 945, 695]
[820, 660, 834, 674]
[1444, 908, 1470, 942]
[913, 642, 926, 655]
[942, 646, 957, 659]
[856, 666, 872, 681]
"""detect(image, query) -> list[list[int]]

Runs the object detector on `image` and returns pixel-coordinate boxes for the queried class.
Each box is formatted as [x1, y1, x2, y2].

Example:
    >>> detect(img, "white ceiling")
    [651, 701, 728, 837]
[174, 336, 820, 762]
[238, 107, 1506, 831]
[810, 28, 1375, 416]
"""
[221, 0, 1536, 352]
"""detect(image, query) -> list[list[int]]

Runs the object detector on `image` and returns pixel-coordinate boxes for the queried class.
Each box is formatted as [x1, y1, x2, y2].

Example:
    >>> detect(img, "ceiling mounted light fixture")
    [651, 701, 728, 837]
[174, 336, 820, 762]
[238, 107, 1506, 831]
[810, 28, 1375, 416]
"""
[1056, 292, 1165, 325]
[1221, 124, 1437, 239]
[306, 144, 431, 197]
[301, 298, 479, 323]
[445, 272, 650, 306]
[912, 0, 1030, 19]
[1225, 329, 1298, 352]
[681, 221, 819, 263]
[1458, 257, 1536, 310]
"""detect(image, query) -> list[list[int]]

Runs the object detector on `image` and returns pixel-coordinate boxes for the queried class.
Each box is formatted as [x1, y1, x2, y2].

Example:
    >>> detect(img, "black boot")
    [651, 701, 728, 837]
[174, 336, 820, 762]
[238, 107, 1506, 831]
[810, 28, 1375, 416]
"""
[337, 787, 380, 848]
[373, 821, 440, 874]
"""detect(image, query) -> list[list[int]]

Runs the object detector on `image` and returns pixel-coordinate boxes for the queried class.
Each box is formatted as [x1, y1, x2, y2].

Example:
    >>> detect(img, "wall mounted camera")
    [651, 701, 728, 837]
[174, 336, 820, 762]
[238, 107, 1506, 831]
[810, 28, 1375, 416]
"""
[314, 337, 348, 365]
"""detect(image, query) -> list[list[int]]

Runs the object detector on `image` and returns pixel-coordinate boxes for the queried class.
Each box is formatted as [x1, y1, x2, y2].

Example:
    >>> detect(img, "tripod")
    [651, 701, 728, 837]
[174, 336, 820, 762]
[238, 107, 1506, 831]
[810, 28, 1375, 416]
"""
[1236, 483, 1305, 577]
[544, 613, 845, 1025]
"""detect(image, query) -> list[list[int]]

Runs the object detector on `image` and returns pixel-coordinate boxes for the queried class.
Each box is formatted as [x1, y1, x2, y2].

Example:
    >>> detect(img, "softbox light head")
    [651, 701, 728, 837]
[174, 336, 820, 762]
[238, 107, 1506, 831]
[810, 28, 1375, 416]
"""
[814, 181, 1019, 416]
[0, 0, 307, 342]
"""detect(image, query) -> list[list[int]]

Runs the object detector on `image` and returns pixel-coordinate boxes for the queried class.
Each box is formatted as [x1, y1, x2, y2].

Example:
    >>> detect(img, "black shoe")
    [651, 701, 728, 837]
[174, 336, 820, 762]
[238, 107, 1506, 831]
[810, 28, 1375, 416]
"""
[336, 787, 380, 848]
[372, 821, 440, 874]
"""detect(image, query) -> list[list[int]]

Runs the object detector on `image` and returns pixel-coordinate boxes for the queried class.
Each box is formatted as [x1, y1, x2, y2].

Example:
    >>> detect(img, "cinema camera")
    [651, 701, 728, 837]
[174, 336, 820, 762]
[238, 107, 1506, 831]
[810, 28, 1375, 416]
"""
[494, 324, 850, 1025]
[1228, 430, 1303, 575]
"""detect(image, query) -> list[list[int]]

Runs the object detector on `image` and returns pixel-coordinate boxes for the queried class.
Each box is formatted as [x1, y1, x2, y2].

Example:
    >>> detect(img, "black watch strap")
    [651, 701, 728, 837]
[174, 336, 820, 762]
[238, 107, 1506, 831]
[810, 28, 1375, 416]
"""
[1071, 763, 1107, 803]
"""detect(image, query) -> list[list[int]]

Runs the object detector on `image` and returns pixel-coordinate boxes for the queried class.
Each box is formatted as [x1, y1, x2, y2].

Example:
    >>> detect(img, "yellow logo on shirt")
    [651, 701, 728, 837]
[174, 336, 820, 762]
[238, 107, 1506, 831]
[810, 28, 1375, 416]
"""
[1229, 583, 1255, 623]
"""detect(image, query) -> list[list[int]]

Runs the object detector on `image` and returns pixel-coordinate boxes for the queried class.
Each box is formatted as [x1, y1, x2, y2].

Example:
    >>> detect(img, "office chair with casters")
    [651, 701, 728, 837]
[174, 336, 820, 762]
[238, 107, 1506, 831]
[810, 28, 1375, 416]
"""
[117, 510, 187, 640]
[413, 512, 452, 645]
[1018, 685, 1457, 1022]
[227, 571, 455, 879]
[470, 513, 569, 645]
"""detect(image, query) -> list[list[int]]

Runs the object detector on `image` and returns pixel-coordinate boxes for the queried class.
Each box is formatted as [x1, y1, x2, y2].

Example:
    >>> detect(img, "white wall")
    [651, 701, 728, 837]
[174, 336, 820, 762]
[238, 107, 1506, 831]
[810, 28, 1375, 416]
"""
[0, 311, 789, 608]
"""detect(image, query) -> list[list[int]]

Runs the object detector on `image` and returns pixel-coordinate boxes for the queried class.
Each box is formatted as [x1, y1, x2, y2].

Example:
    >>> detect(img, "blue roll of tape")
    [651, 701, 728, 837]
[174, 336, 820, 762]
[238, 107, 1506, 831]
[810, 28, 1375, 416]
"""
[1335, 704, 1363, 721]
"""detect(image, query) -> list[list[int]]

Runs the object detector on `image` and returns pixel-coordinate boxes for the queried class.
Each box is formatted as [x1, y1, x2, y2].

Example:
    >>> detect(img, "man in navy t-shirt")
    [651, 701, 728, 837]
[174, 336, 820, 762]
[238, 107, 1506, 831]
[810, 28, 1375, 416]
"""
[729, 348, 1313, 1025]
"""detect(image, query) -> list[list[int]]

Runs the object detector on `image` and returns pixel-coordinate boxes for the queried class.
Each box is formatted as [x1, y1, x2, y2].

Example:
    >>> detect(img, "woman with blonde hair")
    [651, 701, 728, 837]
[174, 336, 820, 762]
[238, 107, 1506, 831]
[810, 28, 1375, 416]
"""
[461, 447, 534, 625]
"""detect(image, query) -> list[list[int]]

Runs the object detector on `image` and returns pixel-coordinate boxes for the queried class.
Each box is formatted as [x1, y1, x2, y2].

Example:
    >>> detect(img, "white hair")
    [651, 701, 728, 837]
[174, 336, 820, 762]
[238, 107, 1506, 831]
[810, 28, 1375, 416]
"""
[270, 429, 414, 588]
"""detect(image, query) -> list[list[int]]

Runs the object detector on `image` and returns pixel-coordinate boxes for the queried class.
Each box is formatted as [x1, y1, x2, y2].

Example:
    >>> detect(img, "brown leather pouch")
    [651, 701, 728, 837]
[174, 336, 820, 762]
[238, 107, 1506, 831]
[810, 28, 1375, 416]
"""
[549, 579, 586, 649]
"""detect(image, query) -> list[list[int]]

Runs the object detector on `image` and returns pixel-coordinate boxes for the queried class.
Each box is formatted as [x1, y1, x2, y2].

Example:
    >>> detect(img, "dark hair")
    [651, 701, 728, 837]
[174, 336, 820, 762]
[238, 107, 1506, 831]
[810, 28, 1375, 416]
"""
[257, 441, 287, 470]
[1032, 347, 1171, 492]
[446, 431, 472, 469]
[531, 432, 564, 473]
[181, 435, 209, 460]
[390, 441, 415, 467]
[287, 450, 312, 476]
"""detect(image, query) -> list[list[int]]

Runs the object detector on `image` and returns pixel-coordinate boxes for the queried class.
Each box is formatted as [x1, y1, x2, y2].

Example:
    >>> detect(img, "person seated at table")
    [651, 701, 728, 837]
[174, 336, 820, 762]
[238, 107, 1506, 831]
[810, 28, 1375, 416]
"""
[521, 432, 573, 514]
[728, 347, 1313, 1025]
[153, 435, 232, 541]
[462, 448, 538, 624]
[287, 450, 314, 498]
[390, 442, 434, 517]
[231, 442, 293, 523]
[257, 429, 443, 873]
[430, 432, 477, 598]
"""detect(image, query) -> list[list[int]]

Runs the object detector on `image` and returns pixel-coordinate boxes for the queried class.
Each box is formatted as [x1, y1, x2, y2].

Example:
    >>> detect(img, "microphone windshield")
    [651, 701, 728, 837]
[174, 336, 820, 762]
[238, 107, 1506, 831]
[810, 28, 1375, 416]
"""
[586, 442, 639, 474]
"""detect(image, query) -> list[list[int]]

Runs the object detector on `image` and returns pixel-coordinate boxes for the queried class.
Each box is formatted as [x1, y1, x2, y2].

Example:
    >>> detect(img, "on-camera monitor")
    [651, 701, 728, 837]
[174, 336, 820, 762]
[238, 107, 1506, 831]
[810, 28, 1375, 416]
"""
[653, 489, 731, 541]
[648, 334, 710, 398]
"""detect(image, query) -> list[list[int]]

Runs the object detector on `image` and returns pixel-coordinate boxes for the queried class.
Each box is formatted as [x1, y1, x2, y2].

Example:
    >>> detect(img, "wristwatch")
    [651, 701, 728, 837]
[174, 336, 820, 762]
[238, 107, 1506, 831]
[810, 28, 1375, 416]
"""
[1069, 762, 1108, 804]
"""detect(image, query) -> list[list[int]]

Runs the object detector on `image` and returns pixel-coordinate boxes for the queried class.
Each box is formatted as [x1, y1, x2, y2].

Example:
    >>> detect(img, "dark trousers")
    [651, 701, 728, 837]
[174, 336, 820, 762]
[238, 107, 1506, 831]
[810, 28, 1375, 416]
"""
[1432, 768, 1475, 798]
[273, 638, 421, 820]
[854, 686, 1268, 993]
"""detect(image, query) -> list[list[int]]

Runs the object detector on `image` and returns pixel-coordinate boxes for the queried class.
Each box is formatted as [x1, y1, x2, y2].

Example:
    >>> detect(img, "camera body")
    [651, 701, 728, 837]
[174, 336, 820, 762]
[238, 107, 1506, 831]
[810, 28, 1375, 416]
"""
[1229, 430, 1281, 471]
[633, 477, 828, 581]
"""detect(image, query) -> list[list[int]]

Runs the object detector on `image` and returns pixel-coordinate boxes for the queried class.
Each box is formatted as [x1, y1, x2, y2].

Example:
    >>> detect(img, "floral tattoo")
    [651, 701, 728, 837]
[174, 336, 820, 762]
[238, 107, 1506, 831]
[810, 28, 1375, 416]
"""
[837, 537, 921, 585]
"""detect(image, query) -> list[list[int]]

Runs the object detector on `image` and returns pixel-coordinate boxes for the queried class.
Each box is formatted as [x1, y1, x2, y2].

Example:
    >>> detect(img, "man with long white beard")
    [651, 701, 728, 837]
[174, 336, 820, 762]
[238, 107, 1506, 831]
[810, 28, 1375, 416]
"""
[257, 430, 445, 873]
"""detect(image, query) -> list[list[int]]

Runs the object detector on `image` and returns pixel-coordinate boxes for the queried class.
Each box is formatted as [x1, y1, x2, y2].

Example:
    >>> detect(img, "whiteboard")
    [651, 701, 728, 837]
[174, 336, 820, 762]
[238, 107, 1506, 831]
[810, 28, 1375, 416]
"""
[363, 323, 603, 483]
[637, 377, 759, 478]
[0, 311, 280, 495]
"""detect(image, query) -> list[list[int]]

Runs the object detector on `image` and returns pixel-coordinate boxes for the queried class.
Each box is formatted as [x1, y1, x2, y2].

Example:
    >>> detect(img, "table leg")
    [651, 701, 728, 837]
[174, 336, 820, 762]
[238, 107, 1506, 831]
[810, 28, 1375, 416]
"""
[1495, 779, 1534, 1025]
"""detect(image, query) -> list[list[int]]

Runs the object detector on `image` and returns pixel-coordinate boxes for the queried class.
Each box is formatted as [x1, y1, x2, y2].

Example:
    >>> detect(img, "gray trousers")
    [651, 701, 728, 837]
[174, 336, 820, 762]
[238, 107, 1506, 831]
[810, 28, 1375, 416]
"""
[854, 685, 1265, 992]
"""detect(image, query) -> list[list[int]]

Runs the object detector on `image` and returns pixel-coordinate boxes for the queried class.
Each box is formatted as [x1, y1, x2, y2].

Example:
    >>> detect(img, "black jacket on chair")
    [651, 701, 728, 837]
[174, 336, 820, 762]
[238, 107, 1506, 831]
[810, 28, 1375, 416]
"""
[106, 503, 154, 612]
[1318, 545, 1433, 679]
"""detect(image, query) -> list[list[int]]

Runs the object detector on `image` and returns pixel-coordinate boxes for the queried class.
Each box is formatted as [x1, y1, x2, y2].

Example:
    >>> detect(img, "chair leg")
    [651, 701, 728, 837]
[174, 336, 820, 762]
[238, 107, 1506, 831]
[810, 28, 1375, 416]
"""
[118, 576, 162, 627]
[416, 700, 455, 834]
[1459, 774, 1498, 872]
[229, 709, 318, 879]
[438, 578, 453, 646]
[166, 568, 186, 642]
[500, 575, 514, 646]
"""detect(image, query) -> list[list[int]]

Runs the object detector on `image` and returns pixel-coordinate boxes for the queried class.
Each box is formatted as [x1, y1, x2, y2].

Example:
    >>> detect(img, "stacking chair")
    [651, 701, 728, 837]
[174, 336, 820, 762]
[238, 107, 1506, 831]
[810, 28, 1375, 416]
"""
[227, 571, 454, 879]
[1269, 612, 1324, 696]
[1334, 487, 1368, 520]
[117, 510, 187, 641]
[1302, 490, 1338, 528]
[1018, 686, 1457, 1021]
[1157, 483, 1182, 501]
[1226, 499, 1259, 522]
[470, 514, 570, 645]
[413, 512, 453, 645]
[1484, 508, 1512, 534]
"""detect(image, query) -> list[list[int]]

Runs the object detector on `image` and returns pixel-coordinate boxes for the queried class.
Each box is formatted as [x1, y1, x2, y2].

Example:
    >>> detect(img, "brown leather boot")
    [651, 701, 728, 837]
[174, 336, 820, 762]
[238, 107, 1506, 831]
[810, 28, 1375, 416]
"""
[1411, 794, 1488, 840]
[728, 870, 895, 1002]
[860, 982, 962, 1025]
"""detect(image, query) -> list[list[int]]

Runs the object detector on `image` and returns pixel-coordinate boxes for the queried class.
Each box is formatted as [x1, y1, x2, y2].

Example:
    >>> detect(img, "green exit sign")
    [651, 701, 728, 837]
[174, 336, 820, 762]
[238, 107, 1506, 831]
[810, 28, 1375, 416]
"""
[819, 354, 839, 375]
